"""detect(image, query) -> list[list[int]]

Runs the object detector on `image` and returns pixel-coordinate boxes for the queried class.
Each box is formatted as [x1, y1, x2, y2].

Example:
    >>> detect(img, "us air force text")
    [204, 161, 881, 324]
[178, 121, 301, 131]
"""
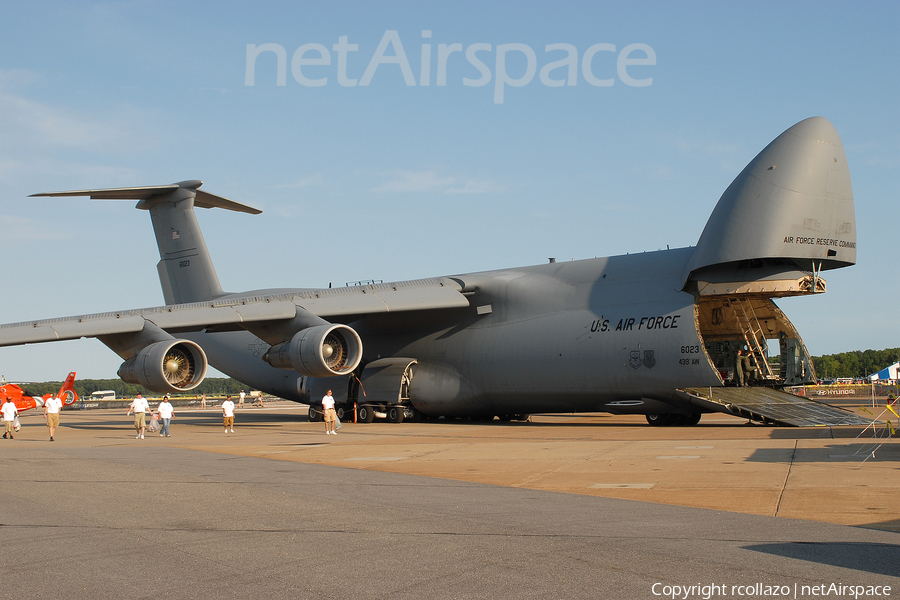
[589, 314, 681, 333]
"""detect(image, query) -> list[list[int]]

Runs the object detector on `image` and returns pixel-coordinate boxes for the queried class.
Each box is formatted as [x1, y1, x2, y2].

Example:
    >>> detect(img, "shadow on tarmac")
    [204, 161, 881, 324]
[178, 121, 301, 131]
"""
[745, 542, 900, 576]
[746, 444, 900, 463]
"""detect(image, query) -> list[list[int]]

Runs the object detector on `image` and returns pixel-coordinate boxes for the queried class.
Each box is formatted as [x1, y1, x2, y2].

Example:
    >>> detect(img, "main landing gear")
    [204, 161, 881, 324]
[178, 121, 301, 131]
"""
[645, 413, 702, 426]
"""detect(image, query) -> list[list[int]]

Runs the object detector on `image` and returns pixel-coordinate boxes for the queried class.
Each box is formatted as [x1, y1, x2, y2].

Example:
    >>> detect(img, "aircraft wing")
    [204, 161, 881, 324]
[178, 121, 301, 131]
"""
[287, 278, 469, 318]
[0, 277, 469, 346]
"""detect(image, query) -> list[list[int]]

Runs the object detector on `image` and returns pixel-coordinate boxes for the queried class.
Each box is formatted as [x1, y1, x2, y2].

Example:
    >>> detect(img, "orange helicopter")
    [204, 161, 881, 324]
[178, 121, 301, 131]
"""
[0, 372, 79, 412]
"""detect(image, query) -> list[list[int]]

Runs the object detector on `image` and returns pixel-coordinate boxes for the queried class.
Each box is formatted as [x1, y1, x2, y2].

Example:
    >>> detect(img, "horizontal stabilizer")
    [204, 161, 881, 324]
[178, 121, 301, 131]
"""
[31, 180, 261, 214]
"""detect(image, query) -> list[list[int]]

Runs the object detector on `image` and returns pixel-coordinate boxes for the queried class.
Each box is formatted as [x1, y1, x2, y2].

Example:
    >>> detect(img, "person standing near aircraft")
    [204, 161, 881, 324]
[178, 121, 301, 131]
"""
[741, 352, 758, 386]
[222, 395, 235, 433]
[322, 389, 337, 435]
[239, 390, 246, 407]
[200, 392, 207, 408]
[2, 396, 18, 439]
[43, 393, 63, 441]
[157, 395, 174, 437]
[734, 350, 745, 387]
[126, 393, 151, 439]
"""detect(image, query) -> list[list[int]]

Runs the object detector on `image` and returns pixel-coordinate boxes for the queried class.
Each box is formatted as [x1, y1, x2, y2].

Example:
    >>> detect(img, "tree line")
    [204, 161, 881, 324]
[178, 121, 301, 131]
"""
[15, 377, 250, 400]
[811, 347, 900, 380]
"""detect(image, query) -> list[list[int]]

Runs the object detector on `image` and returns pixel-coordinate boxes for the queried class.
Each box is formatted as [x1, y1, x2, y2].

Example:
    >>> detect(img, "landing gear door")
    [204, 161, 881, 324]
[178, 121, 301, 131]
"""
[359, 358, 417, 405]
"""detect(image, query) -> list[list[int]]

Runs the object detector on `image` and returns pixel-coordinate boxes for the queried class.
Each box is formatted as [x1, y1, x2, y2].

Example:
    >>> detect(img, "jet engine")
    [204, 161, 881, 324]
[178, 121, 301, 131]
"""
[263, 324, 362, 377]
[118, 340, 208, 393]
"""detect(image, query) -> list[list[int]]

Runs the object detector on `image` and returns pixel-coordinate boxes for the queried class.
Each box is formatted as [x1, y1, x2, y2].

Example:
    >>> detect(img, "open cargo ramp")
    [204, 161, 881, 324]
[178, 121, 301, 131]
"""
[679, 387, 873, 427]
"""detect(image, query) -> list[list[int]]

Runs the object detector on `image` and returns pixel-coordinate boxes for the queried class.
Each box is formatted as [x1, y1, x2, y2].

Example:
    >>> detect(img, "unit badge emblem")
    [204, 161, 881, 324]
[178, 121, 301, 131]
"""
[629, 351, 642, 369]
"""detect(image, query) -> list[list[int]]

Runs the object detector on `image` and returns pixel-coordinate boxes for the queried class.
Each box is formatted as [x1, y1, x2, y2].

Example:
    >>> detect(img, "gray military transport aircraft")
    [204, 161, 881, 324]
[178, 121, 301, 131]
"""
[0, 117, 870, 427]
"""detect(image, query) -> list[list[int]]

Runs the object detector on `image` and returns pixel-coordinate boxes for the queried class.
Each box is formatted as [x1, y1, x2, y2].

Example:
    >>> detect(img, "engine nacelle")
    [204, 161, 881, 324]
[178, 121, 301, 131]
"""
[263, 324, 362, 377]
[118, 340, 208, 393]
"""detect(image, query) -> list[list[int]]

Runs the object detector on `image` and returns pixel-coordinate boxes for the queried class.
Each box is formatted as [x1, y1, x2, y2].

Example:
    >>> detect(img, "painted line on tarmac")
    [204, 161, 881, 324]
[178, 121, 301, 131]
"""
[655, 455, 700, 459]
[590, 483, 656, 489]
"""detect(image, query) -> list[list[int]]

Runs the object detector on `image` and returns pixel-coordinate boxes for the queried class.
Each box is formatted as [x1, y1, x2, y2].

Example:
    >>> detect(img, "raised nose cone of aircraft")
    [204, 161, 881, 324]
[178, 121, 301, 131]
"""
[750, 116, 851, 199]
[789, 115, 843, 145]
[684, 116, 856, 283]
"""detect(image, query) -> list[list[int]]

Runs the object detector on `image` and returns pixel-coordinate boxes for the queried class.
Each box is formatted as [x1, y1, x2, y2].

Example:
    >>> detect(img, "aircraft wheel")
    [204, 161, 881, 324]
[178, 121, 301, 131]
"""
[646, 414, 668, 426]
[497, 414, 512, 422]
[387, 406, 405, 423]
[358, 405, 376, 423]
[336, 405, 348, 420]
[681, 413, 702, 426]
[308, 406, 321, 422]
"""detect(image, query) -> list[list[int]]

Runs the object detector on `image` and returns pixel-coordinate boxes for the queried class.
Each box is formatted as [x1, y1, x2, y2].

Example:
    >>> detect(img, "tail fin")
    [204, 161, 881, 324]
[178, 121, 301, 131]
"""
[56, 371, 78, 407]
[31, 180, 261, 304]
[684, 117, 855, 283]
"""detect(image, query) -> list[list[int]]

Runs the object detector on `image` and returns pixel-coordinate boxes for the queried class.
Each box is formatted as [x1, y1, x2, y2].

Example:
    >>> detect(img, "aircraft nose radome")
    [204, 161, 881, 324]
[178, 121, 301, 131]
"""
[745, 116, 852, 202]
[784, 116, 842, 147]
[683, 117, 857, 281]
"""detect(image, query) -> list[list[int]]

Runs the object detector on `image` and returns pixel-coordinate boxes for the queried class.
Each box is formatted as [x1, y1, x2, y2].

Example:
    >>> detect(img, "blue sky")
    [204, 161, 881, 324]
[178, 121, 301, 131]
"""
[0, 1, 897, 382]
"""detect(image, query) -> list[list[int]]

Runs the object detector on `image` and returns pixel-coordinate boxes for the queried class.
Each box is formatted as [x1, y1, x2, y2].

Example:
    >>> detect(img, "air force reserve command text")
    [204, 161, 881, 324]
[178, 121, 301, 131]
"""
[651, 582, 892, 600]
[245, 30, 655, 103]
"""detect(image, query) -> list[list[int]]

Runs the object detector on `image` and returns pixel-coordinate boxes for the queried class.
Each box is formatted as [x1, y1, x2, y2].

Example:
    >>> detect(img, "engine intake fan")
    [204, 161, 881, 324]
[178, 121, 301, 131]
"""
[263, 324, 362, 377]
[118, 340, 208, 393]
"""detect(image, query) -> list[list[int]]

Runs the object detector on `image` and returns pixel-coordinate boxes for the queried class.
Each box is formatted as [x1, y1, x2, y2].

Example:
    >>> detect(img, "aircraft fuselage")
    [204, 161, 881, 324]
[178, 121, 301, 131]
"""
[194, 247, 736, 417]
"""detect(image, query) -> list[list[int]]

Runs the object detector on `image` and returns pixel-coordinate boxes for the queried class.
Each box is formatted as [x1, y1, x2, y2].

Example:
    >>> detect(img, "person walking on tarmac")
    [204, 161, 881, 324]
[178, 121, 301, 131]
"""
[157, 395, 175, 437]
[126, 393, 151, 439]
[2, 396, 19, 439]
[44, 393, 63, 441]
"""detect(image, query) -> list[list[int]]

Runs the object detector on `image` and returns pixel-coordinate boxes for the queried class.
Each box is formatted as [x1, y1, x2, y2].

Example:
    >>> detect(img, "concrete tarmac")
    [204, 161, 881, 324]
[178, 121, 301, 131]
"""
[2, 405, 898, 599]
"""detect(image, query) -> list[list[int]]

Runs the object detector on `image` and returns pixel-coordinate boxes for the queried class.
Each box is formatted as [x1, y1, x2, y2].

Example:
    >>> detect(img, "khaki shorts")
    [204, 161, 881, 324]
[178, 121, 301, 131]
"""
[46, 413, 60, 428]
[324, 408, 337, 423]
[134, 412, 146, 430]
[223, 416, 234, 427]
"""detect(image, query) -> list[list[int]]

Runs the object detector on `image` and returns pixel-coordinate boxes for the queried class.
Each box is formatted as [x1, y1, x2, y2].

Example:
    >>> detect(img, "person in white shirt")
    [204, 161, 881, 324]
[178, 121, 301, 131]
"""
[239, 390, 246, 407]
[157, 395, 175, 437]
[43, 394, 64, 441]
[2, 397, 19, 439]
[126, 393, 151, 439]
[322, 390, 337, 435]
[222, 395, 235, 433]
